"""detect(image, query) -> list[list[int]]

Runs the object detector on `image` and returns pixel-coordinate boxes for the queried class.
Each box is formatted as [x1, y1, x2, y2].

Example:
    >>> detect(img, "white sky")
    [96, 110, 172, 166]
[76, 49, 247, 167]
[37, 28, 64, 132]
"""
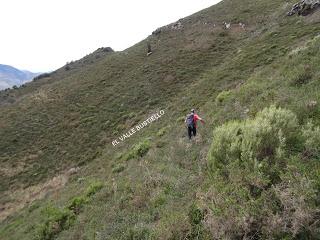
[0, 0, 221, 72]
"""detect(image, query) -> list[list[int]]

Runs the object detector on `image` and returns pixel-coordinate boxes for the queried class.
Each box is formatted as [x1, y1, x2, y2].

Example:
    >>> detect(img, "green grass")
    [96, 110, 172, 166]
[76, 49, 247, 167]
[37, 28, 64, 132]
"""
[1, 0, 320, 239]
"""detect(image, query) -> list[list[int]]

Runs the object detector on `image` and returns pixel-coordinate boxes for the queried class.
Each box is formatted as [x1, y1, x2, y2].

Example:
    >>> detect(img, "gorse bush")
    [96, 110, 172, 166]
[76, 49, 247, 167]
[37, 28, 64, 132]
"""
[205, 106, 320, 239]
[208, 105, 298, 185]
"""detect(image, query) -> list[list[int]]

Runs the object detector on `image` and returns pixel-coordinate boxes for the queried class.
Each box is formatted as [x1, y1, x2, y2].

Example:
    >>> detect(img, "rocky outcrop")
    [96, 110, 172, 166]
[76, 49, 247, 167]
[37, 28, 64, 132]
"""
[287, 0, 320, 16]
[152, 20, 184, 35]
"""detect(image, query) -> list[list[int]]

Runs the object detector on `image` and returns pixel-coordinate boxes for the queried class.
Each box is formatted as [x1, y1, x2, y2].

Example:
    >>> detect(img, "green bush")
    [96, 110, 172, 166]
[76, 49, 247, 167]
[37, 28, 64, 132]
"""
[208, 105, 298, 184]
[187, 204, 208, 239]
[67, 196, 88, 214]
[85, 181, 104, 197]
[215, 90, 231, 105]
[188, 204, 204, 225]
[36, 206, 75, 240]
[125, 139, 151, 161]
[206, 106, 320, 238]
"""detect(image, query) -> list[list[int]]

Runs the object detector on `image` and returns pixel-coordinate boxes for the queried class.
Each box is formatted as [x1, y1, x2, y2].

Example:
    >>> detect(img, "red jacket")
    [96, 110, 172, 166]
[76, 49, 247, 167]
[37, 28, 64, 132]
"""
[193, 114, 201, 128]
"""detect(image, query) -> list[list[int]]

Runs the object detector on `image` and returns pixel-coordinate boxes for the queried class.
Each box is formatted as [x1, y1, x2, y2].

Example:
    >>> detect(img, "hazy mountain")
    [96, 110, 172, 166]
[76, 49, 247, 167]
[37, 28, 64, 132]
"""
[0, 64, 40, 90]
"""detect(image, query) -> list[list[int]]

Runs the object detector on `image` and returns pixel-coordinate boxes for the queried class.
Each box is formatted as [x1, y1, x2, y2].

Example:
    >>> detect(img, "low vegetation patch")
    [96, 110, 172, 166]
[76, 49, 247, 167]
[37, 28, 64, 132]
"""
[215, 90, 232, 105]
[205, 106, 320, 239]
[35, 181, 104, 240]
[124, 139, 151, 161]
[112, 163, 126, 173]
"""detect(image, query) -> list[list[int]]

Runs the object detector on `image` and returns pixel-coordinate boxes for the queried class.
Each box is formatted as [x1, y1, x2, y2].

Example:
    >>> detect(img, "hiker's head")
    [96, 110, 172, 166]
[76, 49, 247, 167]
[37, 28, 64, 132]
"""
[191, 109, 195, 114]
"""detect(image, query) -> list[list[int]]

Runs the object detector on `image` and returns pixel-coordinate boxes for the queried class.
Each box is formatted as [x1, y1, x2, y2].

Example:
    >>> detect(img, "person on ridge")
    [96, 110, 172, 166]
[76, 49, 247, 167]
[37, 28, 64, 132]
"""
[185, 109, 205, 140]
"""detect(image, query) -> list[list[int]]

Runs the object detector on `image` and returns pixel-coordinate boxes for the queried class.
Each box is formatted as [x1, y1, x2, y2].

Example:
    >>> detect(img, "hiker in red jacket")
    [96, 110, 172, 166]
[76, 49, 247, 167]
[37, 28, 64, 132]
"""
[185, 109, 205, 140]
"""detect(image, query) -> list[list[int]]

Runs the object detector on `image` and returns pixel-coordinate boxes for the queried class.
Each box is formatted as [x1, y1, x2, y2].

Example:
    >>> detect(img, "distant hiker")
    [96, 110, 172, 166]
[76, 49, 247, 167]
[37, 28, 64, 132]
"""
[147, 43, 153, 56]
[185, 109, 205, 140]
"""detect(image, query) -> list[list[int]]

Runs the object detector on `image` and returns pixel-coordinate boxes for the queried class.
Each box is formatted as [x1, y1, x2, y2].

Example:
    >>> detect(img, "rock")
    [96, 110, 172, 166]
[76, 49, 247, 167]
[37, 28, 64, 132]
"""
[152, 28, 161, 35]
[223, 22, 231, 29]
[239, 22, 246, 29]
[287, 0, 320, 16]
[171, 21, 183, 30]
[152, 20, 184, 35]
[102, 47, 114, 53]
[67, 167, 80, 175]
[147, 43, 153, 56]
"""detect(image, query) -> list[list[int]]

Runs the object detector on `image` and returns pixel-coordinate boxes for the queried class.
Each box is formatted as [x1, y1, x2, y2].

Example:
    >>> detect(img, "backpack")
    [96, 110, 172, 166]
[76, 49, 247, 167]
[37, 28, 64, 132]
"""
[186, 114, 195, 127]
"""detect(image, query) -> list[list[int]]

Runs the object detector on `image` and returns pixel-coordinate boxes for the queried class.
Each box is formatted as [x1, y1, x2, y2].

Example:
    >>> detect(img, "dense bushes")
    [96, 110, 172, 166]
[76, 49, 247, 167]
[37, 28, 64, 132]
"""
[205, 106, 320, 239]
[208, 106, 298, 184]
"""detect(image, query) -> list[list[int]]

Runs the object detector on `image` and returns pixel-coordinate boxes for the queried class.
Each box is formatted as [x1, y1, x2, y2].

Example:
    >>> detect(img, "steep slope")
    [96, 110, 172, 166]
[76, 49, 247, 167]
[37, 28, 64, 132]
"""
[0, 64, 39, 90]
[1, 0, 320, 239]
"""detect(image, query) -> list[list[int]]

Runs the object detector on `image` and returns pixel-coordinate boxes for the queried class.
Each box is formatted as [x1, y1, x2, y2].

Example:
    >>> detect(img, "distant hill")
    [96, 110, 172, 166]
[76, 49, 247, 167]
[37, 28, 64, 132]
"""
[0, 64, 40, 90]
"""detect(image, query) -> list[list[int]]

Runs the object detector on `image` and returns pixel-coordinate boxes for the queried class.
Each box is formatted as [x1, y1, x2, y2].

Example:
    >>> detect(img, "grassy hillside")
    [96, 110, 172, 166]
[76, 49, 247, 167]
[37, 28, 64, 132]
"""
[1, 0, 320, 239]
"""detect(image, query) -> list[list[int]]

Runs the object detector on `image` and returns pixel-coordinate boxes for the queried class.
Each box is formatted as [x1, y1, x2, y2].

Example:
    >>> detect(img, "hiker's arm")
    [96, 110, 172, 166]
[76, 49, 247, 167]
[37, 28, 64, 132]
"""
[199, 117, 205, 124]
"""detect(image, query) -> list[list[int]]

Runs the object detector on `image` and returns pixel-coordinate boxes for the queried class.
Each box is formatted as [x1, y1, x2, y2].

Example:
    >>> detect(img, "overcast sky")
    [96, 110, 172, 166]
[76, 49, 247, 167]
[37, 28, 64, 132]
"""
[0, 0, 221, 72]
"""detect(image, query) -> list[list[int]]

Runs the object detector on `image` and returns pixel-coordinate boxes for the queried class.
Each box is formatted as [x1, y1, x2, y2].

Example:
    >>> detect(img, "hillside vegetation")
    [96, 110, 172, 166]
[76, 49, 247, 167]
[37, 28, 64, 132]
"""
[0, 0, 320, 239]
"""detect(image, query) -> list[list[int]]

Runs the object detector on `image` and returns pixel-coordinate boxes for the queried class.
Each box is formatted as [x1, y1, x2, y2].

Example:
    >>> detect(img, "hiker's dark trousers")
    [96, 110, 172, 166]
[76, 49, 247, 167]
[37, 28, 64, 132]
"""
[188, 125, 197, 139]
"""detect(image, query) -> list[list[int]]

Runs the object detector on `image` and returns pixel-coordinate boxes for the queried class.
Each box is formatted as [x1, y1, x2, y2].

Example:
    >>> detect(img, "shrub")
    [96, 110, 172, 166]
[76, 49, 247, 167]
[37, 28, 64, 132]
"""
[302, 122, 320, 158]
[205, 106, 320, 239]
[36, 206, 75, 240]
[290, 65, 313, 86]
[35, 180, 104, 239]
[112, 163, 126, 173]
[215, 90, 231, 105]
[208, 105, 299, 186]
[124, 139, 151, 161]
[188, 203, 204, 225]
[187, 203, 207, 239]
[85, 181, 104, 197]
[67, 196, 88, 214]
